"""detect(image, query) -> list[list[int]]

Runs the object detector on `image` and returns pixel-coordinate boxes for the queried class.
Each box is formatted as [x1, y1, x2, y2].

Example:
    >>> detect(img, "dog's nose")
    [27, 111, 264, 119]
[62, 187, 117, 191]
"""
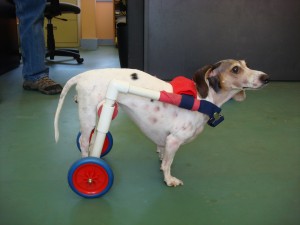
[260, 74, 270, 84]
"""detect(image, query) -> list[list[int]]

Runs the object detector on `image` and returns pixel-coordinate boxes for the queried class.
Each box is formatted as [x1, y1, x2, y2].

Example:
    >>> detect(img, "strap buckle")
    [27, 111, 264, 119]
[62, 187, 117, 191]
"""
[207, 112, 224, 127]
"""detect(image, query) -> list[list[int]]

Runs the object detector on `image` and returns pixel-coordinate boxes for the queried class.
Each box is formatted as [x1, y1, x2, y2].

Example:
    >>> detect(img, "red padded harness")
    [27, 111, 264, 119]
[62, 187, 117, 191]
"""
[169, 76, 197, 98]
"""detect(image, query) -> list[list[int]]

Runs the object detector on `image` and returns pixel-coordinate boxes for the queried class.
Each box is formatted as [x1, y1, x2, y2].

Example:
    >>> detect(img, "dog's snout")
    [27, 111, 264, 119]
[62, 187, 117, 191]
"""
[260, 74, 270, 84]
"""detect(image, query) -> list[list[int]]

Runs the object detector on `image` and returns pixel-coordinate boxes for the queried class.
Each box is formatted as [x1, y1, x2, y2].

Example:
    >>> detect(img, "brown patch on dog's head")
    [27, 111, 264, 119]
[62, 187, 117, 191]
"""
[193, 62, 221, 98]
[213, 59, 249, 101]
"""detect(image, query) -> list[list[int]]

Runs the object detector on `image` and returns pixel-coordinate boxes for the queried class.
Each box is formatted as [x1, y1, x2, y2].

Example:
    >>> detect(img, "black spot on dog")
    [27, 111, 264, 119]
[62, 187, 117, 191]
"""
[150, 99, 154, 102]
[131, 73, 138, 80]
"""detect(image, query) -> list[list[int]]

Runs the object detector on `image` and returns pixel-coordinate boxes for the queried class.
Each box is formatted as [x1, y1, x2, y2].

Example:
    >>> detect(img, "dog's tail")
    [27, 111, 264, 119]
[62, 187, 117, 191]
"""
[54, 76, 79, 142]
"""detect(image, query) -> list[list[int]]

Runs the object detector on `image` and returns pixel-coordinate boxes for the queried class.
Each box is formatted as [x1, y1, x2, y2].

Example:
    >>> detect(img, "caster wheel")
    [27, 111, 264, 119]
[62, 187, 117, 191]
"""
[68, 157, 114, 198]
[76, 130, 113, 157]
[76, 58, 84, 64]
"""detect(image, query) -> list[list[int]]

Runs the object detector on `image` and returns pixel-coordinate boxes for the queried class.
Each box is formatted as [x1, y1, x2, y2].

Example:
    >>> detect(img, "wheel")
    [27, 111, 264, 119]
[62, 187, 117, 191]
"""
[76, 131, 81, 151]
[68, 157, 114, 198]
[101, 131, 113, 157]
[76, 58, 84, 64]
[76, 131, 113, 157]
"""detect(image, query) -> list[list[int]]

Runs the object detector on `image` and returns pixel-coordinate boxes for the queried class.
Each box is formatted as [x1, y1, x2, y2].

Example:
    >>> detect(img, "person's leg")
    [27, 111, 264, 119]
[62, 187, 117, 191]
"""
[13, 0, 62, 94]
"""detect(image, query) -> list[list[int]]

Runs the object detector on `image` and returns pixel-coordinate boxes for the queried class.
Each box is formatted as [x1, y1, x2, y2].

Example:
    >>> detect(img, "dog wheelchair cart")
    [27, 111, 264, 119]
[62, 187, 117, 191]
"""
[68, 79, 224, 198]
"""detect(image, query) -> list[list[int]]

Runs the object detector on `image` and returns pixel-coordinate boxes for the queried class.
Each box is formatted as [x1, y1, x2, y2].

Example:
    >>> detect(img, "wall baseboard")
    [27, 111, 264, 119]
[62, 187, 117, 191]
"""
[80, 39, 98, 50]
[80, 39, 115, 50]
[97, 39, 115, 46]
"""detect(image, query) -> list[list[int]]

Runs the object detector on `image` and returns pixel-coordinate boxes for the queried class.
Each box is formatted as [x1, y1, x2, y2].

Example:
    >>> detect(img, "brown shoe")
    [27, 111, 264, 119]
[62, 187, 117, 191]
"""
[23, 77, 62, 95]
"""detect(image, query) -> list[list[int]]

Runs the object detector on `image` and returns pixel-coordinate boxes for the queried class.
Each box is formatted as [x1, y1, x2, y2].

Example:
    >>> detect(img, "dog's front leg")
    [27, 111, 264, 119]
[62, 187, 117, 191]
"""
[161, 135, 183, 187]
[157, 145, 165, 161]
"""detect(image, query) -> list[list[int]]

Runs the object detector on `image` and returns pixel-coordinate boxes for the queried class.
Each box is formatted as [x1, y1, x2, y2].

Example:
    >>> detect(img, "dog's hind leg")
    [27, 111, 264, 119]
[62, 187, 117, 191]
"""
[161, 135, 183, 187]
[78, 108, 97, 158]
[79, 130, 90, 157]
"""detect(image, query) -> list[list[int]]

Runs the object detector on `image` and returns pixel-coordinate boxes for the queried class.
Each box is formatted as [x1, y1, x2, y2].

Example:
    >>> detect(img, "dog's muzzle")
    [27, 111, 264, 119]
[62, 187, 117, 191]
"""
[260, 74, 270, 85]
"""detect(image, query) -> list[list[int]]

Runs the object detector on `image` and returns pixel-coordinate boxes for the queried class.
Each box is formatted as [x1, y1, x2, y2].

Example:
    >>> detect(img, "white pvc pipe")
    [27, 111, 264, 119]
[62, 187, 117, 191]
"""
[128, 85, 160, 100]
[105, 80, 130, 100]
[90, 79, 161, 158]
[90, 99, 115, 157]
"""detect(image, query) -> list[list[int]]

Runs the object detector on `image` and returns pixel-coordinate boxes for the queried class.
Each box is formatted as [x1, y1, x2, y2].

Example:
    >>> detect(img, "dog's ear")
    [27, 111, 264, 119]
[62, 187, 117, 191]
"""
[193, 65, 211, 98]
[193, 62, 221, 98]
[233, 90, 246, 101]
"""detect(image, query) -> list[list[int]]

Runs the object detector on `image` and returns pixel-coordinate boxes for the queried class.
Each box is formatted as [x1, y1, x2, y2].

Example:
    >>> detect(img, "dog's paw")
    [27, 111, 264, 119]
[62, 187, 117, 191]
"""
[165, 177, 184, 187]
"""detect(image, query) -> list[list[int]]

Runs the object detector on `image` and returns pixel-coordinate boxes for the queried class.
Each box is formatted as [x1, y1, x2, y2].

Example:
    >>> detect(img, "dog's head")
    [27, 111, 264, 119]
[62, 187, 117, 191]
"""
[193, 59, 270, 101]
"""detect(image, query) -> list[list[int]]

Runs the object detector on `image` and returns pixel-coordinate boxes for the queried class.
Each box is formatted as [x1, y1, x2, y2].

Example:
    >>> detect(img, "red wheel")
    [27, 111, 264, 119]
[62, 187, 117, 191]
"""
[76, 130, 113, 157]
[68, 157, 114, 198]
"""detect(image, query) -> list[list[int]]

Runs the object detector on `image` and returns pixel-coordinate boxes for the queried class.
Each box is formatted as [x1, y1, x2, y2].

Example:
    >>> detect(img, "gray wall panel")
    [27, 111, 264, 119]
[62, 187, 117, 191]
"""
[127, 0, 144, 70]
[144, 0, 300, 80]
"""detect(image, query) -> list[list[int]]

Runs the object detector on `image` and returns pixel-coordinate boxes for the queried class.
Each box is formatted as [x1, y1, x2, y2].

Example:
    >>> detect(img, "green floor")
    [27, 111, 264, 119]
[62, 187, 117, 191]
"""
[0, 47, 300, 225]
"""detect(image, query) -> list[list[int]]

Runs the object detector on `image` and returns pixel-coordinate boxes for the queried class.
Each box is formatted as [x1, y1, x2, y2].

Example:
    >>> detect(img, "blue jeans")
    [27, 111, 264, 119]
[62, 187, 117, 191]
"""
[13, 0, 49, 81]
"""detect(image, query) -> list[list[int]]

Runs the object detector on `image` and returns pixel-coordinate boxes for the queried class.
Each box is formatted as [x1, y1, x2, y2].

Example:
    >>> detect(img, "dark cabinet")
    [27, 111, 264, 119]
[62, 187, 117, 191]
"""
[0, 0, 20, 75]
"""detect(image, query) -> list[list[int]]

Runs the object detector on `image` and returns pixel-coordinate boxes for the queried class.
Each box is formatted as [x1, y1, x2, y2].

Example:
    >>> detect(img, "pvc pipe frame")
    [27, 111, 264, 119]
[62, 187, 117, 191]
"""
[90, 80, 161, 157]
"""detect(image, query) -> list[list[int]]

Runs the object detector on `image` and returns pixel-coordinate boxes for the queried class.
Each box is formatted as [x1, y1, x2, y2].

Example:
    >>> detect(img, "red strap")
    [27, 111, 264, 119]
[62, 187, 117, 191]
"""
[170, 76, 197, 98]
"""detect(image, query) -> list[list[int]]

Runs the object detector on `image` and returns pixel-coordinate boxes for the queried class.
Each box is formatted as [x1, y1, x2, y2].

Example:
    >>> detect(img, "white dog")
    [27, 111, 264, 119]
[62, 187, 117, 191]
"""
[54, 59, 269, 187]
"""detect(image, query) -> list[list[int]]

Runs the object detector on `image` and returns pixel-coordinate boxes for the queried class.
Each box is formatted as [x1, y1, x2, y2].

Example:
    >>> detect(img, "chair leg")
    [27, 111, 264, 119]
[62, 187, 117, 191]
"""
[59, 48, 79, 54]
[46, 21, 55, 59]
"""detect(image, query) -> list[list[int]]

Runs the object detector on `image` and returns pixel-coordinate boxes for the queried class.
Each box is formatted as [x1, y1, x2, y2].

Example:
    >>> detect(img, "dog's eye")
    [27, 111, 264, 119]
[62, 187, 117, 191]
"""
[231, 66, 239, 74]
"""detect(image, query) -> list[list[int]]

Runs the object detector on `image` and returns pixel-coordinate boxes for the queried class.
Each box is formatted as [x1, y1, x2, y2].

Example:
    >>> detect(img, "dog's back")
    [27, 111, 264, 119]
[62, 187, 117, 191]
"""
[54, 68, 173, 142]
[75, 68, 171, 96]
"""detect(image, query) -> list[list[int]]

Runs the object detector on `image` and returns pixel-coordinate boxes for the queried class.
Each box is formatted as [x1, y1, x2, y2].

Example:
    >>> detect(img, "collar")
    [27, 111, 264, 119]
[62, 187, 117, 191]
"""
[179, 94, 224, 127]
[198, 99, 224, 127]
